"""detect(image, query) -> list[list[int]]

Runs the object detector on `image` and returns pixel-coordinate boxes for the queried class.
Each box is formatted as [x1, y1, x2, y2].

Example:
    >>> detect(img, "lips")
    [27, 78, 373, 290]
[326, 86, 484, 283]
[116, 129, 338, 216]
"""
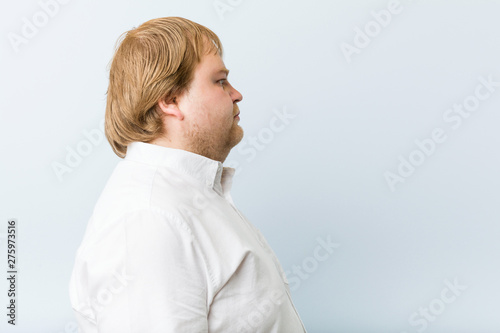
[234, 112, 240, 117]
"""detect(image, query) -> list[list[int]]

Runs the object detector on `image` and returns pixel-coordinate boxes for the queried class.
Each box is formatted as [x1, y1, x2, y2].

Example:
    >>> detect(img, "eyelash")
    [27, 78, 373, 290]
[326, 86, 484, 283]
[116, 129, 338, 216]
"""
[218, 79, 227, 86]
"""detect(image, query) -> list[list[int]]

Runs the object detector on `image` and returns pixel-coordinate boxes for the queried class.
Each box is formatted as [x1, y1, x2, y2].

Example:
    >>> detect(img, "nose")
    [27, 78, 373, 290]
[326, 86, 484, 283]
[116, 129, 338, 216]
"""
[230, 83, 243, 103]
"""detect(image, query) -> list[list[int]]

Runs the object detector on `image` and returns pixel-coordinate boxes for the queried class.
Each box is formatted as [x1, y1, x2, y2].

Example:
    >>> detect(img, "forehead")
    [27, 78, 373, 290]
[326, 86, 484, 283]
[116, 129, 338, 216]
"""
[197, 50, 227, 74]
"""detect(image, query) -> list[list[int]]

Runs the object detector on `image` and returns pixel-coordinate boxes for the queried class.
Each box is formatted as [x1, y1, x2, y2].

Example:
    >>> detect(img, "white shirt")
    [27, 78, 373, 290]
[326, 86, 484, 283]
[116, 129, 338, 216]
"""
[69, 141, 307, 333]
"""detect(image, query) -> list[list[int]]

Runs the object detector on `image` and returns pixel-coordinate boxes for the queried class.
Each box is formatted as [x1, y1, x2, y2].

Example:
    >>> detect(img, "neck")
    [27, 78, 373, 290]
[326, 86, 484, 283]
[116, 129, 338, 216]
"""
[149, 137, 230, 163]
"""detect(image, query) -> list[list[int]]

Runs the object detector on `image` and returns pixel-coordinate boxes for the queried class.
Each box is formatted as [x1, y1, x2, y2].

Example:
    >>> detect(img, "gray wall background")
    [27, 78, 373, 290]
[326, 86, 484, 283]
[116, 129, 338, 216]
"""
[1, 0, 499, 332]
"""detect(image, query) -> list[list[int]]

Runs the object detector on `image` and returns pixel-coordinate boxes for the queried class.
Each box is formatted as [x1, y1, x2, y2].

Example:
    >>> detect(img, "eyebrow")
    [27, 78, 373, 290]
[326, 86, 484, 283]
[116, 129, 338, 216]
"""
[216, 68, 230, 76]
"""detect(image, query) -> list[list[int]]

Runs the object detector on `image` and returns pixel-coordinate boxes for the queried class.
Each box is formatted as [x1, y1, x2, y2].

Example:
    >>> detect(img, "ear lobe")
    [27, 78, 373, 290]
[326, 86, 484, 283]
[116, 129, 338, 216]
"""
[158, 97, 184, 120]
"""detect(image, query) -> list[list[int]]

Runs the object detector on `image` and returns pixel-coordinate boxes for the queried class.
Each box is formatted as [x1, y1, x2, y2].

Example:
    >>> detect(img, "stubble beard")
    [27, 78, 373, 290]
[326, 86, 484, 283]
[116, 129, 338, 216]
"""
[186, 121, 244, 162]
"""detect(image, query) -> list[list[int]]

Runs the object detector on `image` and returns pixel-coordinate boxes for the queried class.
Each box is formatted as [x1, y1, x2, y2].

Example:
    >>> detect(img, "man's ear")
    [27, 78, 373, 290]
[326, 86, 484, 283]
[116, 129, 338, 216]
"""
[158, 97, 184, 120]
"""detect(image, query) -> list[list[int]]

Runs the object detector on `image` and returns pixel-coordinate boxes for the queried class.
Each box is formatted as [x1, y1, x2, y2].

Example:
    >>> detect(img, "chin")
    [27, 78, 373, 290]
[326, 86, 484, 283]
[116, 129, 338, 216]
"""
[229, 126, 244, 148]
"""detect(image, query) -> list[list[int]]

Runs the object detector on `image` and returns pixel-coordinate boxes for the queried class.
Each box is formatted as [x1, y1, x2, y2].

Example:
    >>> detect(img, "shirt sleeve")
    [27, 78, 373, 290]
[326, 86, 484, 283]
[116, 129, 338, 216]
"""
[92, 208, 211, 333]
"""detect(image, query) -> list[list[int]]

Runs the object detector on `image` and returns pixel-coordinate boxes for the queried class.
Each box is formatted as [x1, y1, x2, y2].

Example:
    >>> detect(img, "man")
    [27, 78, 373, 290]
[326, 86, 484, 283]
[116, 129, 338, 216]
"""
[69, 17, 307, 332]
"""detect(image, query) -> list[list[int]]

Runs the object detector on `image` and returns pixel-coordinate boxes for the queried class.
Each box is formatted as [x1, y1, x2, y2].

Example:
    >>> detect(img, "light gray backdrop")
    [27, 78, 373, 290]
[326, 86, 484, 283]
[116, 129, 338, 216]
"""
[1, 0, 499, 332]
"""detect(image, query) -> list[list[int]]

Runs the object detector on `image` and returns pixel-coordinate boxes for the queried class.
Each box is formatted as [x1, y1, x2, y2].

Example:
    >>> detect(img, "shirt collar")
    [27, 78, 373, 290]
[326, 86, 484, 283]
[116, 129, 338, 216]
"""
[124, 142, 235, 195]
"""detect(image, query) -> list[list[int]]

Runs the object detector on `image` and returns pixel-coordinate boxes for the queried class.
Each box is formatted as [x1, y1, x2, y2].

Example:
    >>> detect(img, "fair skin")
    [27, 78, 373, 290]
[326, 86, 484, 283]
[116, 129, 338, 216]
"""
[151, 46, 244, 162]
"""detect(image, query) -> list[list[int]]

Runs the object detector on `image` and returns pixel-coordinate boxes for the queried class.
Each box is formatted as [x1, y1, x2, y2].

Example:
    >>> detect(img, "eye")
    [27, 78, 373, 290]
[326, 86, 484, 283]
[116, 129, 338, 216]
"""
[217, 79, 227, 87]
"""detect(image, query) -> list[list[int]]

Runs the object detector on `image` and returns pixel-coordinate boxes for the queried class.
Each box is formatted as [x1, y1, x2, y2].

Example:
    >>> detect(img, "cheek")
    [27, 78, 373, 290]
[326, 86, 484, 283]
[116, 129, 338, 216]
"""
[195, 88, 234, 125]
[213, 91, 234, 114]
[215, 89, 233, 106]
